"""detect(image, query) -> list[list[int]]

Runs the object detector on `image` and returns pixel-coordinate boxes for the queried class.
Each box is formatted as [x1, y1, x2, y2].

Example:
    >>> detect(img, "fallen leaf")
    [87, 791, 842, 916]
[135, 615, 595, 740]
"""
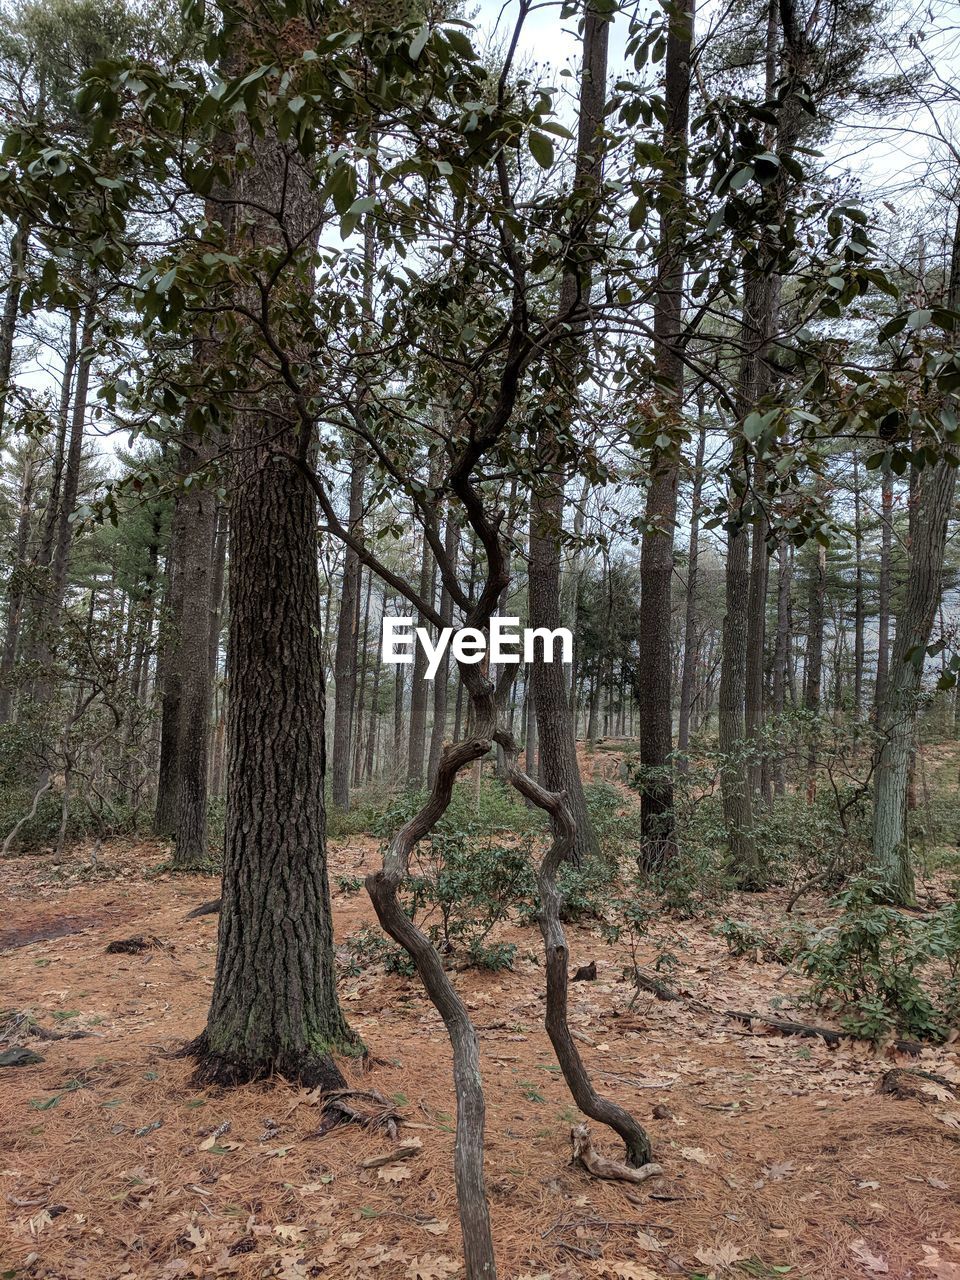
[274, 1224, 306, 1243]
[378, 1164, 412, 1183]
[406, 1254, 461, 1279]
[694, 1243, 744, 1272]
[850, 1238, 889, 1274]
[680, 1147, 713, 1165]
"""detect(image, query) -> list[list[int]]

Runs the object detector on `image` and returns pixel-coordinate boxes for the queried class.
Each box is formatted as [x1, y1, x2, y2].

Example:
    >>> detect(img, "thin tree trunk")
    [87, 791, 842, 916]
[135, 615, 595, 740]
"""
[875, 468, 893, 711]
[804, 540, 826, 800]
[331, 442, 365, 811]
[172, 428, 218, 870]
[407, 543, 434, 789]
[428, 510, 458, 788]
[637, 0, 694, 864]
[677, 405, 706, 771]
[770, 541, 792, 796]
[0, 216, 29, 440]
[528, 1, 609, 866]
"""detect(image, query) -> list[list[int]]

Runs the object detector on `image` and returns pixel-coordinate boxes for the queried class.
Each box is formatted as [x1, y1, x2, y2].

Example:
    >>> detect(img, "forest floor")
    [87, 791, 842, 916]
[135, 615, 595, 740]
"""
[2, 763, 960, 1280]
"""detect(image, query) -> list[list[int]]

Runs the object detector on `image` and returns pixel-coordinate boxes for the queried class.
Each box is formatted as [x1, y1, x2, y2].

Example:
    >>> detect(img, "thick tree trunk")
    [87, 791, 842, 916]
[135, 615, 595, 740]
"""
[744, 462, 770, 805]
[191, 49, 354, 1085]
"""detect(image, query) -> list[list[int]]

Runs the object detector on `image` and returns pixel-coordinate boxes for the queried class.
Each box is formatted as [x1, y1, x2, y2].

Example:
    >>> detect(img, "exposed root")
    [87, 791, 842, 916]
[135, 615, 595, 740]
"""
[182, 1032, 349, 1093]
[184, 898, 221, 919]
[570, 1122, 664, 1184]
[314, 1087, 400, 1139]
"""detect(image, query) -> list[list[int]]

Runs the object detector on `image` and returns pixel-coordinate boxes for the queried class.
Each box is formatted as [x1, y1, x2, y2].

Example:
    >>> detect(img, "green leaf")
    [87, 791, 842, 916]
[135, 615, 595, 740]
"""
[528, 131, 555, 169]
[409, 25, 429, 60]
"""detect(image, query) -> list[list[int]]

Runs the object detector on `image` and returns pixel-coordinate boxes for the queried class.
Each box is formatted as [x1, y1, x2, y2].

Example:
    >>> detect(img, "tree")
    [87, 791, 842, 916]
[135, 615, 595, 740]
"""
[636, 0, 694, 867]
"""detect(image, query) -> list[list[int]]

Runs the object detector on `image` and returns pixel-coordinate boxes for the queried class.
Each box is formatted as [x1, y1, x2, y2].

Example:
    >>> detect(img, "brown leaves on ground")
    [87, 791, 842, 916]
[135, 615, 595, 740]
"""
[1, 826, 959, 1279]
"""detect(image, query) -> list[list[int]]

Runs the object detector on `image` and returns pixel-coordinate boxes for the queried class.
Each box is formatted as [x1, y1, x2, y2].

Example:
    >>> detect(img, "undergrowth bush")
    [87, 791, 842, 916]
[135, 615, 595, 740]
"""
[799, 874, 960, 1042]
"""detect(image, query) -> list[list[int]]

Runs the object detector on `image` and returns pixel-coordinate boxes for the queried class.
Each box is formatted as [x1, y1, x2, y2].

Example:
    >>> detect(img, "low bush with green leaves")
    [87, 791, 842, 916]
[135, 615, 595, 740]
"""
[715, 917, 808, 963]
[799, 874, 959, 1042]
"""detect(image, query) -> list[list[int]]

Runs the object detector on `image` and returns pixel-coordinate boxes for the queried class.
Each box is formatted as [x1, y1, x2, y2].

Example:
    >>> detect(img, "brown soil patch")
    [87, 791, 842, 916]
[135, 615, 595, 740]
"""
[0, 832, 958, 1280]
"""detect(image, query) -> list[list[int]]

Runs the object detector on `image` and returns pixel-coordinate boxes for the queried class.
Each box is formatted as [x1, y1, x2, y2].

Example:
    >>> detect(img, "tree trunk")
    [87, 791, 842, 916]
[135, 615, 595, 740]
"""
[154, 510, 184, 837]
[803, 540, 826, 800]
[0, 441, 38, 722]
[677, 405, 705, 771]
[29, 294, 96, 710]
[0, 217, 28, 440]
[852, 451, 866, 719]
[407, 542, 435, 789]
[172, 431, 218, 870]
[190, 45, 354, 1085]
[331, 442, 365, 811]
[637, 0, 693, 865]
[528, 0, 610, 866]
[875, 468, 893, 711]
[428, 510, 458, 788]
[873, 455, 956, 902]
[872, 201, 960, 903]
[770, 541, 792, 796]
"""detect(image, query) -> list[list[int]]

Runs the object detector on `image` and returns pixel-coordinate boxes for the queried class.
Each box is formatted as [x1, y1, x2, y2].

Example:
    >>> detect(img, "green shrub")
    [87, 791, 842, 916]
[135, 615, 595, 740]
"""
[799, 875, 951, 1041]
[371, 782, 537, 970]
[715, 917, 807, 963]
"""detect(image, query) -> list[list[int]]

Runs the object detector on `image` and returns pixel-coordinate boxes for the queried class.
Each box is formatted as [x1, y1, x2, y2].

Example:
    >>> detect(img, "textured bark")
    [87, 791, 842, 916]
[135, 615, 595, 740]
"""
[528, 0, 609, 867]
[637, 0, 693, 865]
[872, 203, 960, 904]
[331, 442, 365, 811]
[190, 40, 354, 1086]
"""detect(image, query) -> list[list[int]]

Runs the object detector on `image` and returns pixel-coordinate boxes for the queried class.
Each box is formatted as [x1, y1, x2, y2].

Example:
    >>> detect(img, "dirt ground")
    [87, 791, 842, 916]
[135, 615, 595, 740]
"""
[1, 827, 959, 1280]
